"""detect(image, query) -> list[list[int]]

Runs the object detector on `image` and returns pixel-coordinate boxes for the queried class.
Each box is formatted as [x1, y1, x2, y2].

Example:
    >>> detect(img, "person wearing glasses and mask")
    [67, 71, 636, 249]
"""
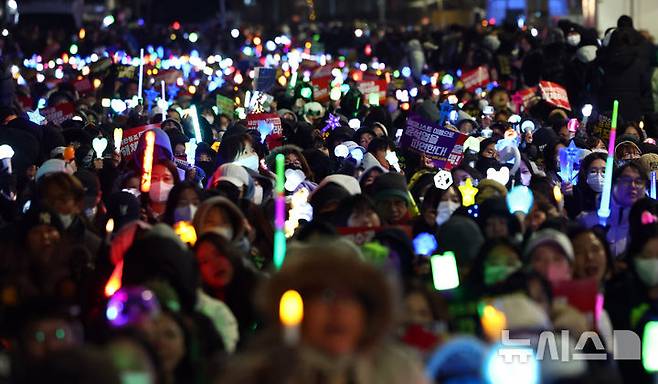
[580, 161, 649, 258]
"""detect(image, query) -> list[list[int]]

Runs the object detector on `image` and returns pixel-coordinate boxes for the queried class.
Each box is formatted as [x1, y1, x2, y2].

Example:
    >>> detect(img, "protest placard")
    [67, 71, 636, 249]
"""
[216, 94, 235, 117]
[254, 67, 276, 92]
[539, 81, 572, 111]
[42, 102, 76, 125]
[119, 124, 159, 159]
[461, 66, 490, 92]
[400, 114, 468, 170]
[357, 79, 387, 105]
[311, 76, 332, 103]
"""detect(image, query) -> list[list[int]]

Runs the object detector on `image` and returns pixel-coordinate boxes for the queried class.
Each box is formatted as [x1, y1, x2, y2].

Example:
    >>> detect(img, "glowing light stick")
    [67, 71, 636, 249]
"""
[63, 146, 75, 162]
[480, 304, 507, 341]
[289, 71, 298, 89]
[597, 100, 619, 226]
[113, 128, 123, 153]
[137, 48, 144, 101]
[284, 188, 312, 238]
[27, 109, 45, 125]
[174, 221, 197, 245]
[0, 145, 14, 174]
[368, 93, 379, 106]
[486, 167, 510, 186]
[558, 141, 585, 185]
[413, 232, 437, 255]
[188, 105, 202, 143]
[430, 251, 460, 290]
[104, 260, 122, 297]
[105, 218, 114, 243]
[506, 186, 534, 215]
[407, 190, 420, 217]
[273, 154, 286, 269]
[279, 290, 303, 345]
[458, 178, 478, 207]
[106, 287, 160, 328]
[185, 140, 197, 166]
[110, 99, 127, 113]
[161, 80, 167, 120]
[92, 137, 108, 159]
[140, 131, 156, 193]
[642, 321, 658, 372]
[651, 171, 656, 199]
[581, 104, 593, 129]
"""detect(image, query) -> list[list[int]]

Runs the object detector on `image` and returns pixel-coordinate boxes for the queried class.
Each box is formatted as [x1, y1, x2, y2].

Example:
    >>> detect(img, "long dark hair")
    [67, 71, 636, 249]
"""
[216, 133, 253, 167]
[567, 225, 614, 282]
[193, 232, 262, 341]
[162, 182, 201, 225]
[572, 152, 608, 213]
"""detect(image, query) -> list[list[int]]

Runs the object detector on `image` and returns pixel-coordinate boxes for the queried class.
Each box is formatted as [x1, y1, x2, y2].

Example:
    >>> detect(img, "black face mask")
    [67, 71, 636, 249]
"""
[286, 165, 304, 172]
[476, 157, 501, 174]
[198, 161, 215, 177]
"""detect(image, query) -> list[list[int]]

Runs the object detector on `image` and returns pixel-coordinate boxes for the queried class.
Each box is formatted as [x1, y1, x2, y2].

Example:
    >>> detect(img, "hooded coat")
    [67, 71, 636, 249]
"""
[220, 238, 428, 384]
[598, 30, 652, 121]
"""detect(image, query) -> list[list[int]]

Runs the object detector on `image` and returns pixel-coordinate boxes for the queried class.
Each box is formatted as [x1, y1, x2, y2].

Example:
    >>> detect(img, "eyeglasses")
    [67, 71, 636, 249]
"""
[617, 177, 645, 188]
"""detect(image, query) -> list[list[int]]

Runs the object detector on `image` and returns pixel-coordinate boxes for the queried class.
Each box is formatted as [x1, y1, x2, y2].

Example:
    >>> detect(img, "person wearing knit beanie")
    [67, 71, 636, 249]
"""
[525, 228, 575, 283]
[370, 173, 411, 225]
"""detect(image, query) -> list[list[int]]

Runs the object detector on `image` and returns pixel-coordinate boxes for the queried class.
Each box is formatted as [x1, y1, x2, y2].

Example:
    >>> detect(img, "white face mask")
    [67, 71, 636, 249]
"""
[576, 45, 597, 63]
[149, 181, 174, 203]
[436, 200, 460, 226]
[252, 185, 264, 204]
[587, 172, 604, 193]
[214, 226, 234, 241]
[235, 154, 259, 171]
[635, 258, 658, 287]
[520, 171, 532, 186]
[174, 204, 197, 222]
[58, 213, 74, 229]
[567, 33, 581, 46]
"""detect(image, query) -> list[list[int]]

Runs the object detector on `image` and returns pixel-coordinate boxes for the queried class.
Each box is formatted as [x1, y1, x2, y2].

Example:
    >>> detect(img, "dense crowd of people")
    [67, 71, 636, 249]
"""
[0, 10, 658, 384]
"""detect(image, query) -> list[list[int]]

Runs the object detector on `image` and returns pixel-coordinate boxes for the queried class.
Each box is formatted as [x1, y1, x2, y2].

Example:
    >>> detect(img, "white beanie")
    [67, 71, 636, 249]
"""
[317, 174, 361, 196]
[36, 159, 74, 181]
[524, 228, 575, 262]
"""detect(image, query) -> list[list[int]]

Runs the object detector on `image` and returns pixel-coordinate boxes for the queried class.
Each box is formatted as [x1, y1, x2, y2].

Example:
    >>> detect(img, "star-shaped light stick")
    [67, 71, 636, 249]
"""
[458, 178, 478, 207]
[322, 113, 340, 132]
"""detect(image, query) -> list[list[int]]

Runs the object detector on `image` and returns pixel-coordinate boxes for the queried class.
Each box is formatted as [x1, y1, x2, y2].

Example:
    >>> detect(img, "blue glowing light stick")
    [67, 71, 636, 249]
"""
[597, 100, 619, 226]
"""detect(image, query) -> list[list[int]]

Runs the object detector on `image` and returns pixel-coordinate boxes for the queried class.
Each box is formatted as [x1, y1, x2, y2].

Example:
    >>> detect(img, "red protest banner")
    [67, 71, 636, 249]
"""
[511, 87, 538, 113]
[461, 66, 490, 92]
[120, 124, 158, 159]
[357, 79, 387, 105]
[552, 278, 599, 328]
[42, 102, 76, 125]
[247, 113, 282, 136]
[539, 81, 571, 111]
[311, 76, 331, 103]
